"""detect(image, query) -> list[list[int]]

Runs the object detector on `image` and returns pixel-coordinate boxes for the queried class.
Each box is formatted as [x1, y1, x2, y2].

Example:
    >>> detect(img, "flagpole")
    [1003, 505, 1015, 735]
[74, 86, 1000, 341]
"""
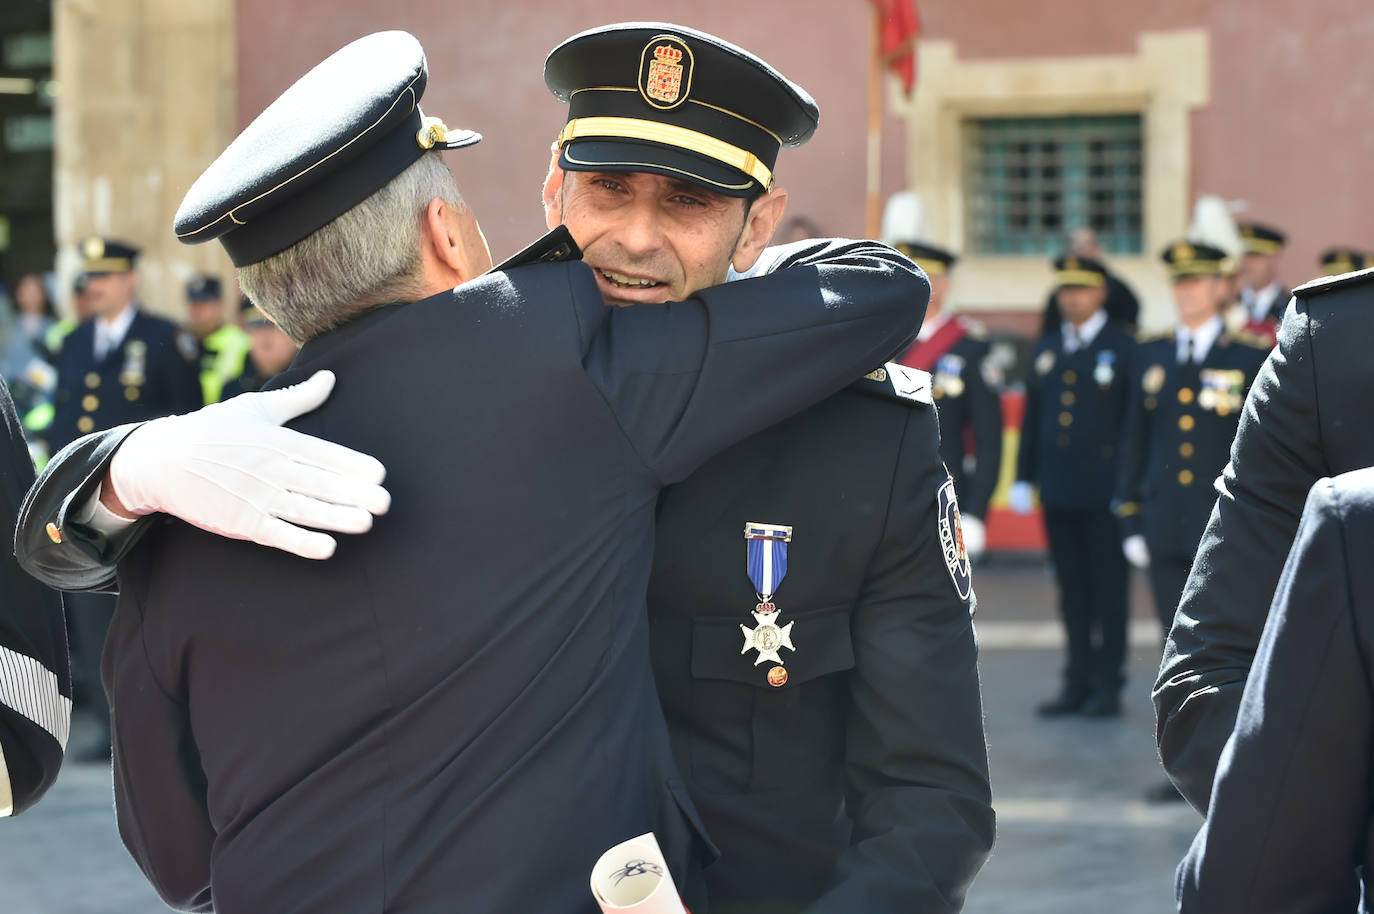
[865, 1, 884, 239]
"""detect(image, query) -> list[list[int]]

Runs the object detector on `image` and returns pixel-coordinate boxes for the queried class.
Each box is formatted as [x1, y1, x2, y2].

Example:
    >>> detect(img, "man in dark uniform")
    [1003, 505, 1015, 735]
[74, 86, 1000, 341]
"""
[1319, 247, 1368, 276]
[1230, 222, 1288, 345]
[1040, 227, 1141, 335]
[219, 299, 297, 397]
[1013, 256, 1136, 718]
[1115, 241, 1269, 635]
[184, 273, 251, 404]
[1154, 259, 1374, 811]
[892, 240, 1003, 562]
[49, 237, 200, 761]
[1176, 469, 1374, 911]
[0, 377, 70, 816]
[15, 29, 930, 913]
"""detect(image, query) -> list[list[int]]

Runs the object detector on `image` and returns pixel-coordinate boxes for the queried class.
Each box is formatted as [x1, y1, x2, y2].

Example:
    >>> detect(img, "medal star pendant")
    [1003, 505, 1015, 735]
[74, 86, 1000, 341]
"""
[740, 608, 796, 666]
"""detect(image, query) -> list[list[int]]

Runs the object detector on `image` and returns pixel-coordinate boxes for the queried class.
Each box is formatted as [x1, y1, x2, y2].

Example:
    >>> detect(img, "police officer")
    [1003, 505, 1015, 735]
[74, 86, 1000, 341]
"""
[1040, 227, 1141, 335]
[1231, 222, 1288, 345]
[219, 299, 297, 397]
[1013, 256, 1136, 717]
[49, 238, 200, 761]
[893, 240, 1003, 560]
[16, 29, 931, 913]
[1115, 241, 1268, 634]
[185, 273, 251, 403]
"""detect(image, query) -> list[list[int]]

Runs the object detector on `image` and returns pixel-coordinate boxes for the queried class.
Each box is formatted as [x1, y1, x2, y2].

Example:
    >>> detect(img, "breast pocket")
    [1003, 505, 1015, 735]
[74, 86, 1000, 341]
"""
[687, 604, 855, 792]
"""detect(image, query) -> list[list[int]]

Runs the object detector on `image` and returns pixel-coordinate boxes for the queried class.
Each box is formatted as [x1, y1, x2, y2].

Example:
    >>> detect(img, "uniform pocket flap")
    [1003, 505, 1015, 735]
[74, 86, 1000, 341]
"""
[690, 605, 854, 689]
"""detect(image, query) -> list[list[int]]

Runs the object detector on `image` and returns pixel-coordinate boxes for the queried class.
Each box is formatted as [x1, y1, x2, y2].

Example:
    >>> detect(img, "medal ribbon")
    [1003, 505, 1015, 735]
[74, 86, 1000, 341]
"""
[744, 523, 792, 603]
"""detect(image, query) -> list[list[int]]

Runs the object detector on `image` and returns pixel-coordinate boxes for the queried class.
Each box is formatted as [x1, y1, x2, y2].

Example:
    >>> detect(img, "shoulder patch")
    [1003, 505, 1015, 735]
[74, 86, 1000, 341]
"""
[849, 363, 933, 406]
[937, 478, 974, 604]
[175, 330, 200, 362]
[1292, 266, 1374, 299]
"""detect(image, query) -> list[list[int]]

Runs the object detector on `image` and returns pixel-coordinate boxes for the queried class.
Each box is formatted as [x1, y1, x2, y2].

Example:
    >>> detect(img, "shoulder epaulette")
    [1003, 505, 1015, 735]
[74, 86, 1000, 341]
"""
[1292, 266, 1374, 299]
[1225, 328, 1272, 350]
[849, 363, 933, 407]
[1135, 329, 1172, 344]
[959, 317, 989, 340]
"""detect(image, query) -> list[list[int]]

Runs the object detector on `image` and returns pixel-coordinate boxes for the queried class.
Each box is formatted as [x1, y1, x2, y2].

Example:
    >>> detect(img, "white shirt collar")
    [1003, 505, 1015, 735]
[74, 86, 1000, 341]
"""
[1062, 308, 1107, 353]
[1250, 281, 1284, 320]
[97, 303, 138, 344]
[1177, 315, 1224, 364]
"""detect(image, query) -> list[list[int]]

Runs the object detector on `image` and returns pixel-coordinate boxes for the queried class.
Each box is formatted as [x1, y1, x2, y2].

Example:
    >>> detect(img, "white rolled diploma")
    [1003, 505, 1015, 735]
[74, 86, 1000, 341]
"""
[590, 832, 687, 914]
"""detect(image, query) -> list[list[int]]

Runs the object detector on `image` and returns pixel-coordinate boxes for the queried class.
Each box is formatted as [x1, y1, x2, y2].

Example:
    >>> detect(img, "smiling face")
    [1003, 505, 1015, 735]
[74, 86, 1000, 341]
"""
[542, 160, 787, 305]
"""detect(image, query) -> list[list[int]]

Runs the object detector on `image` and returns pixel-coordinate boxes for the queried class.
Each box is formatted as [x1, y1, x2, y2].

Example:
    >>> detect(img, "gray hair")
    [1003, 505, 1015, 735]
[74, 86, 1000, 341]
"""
[237, 151, 464, 343]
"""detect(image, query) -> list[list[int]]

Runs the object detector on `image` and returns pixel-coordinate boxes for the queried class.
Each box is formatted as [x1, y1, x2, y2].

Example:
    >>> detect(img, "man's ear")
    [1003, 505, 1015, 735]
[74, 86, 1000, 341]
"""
[731, 186, 789, 274]
[542, 147, 566, 230]
[421, 196, 474, 285]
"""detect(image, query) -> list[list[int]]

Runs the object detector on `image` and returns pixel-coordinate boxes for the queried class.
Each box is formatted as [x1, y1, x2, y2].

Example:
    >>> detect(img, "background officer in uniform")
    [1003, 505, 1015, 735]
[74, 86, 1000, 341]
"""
[0, 377, 69, 817]
[1013, 256, 1136, 718]
[1039, 227, 1141, 335]
[1176, 469, 1374, 912]
[219, 299, 298, 397]
[184, 273, 251, 404]
[1319, 247, 1368, 276]
[1231, 222, 1288, 345]
[1116, 241, 1268, 635]
[14, 28, 929, 913]
[891, 238, 1002, 562]
[1155, 257, 1374, 811]
[48, 237, 200, 761]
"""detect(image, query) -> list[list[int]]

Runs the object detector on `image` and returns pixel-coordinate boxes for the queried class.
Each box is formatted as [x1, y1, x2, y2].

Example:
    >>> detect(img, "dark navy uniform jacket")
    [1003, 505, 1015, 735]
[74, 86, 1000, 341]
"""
[1155, 268, 1374, 811]
[1115, 330, 1268, 560]
[1177, 469, 1374, 913]
[15, 236, 926, 914]
[650, 367, 993, 914]
[1017, 320, 1136, 509]
[47, 309, 201, 452]
[0, 379, 69, 816]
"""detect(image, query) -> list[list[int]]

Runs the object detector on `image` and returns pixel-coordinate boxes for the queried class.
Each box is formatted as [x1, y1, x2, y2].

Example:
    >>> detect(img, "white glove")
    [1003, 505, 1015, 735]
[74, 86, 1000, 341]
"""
[961, 514, 986, 561]
[1123, 534, 1151, 569]
[1008, 481, 1035, 515]
[108, 370, 390, 560]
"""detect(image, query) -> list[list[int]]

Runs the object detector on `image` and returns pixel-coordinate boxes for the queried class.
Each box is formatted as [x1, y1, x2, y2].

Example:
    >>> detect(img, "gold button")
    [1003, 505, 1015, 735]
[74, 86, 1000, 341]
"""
[1216, 404, 1230, 417]
[1179, 415, 1195, 432]
[84, 372, 100, 389]
[1057, 434, 1071, 448]
[1061, 391, 1076, 406]
[1144, 396, 1157, 411]
[1062, 370, 1078, 385]
[1058, 412, 1073, 427]
[45, 522, 62, 544]
[82, 395, 99, 412]
[77, 416, 95, 434]
[1180, 442, 1195, 458]
[124, 387, 140, 401]
[1178, 388, 1195, 405]
[932, 387, 944, 400]
[767, 665, 789, 688]
[1178, 469, 1195, 486]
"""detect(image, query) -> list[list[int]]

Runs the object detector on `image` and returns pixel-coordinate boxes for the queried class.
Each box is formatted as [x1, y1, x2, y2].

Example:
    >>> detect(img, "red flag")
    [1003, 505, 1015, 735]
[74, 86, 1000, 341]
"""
[869, 0, 921, 96]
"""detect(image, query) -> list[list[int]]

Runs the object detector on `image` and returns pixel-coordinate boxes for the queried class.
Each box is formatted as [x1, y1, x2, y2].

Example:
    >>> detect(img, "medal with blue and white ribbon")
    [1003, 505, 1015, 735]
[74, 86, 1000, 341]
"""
[742, 523, 796, 679]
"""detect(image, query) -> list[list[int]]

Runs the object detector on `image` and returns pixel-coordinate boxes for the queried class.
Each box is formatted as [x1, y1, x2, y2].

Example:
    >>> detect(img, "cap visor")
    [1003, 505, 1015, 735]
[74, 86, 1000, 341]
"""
[561, 139, 761, 197]
[439, 129, 482, 150]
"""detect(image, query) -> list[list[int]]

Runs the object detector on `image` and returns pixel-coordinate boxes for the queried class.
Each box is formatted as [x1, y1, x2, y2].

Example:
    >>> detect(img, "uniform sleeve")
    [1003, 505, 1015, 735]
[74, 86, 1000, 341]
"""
[1112, 347, 1149, 539]
[107, 571, 215, 912]
[584, 239, 927, 484]
[963, 342, 1003, 520]
[803, 405, 994, 914]
[1155, 301, 1326, 810]
[1015, 349, 1042, 484]
[1176, 478, 1368, 913]
[14, 424, 147, 593]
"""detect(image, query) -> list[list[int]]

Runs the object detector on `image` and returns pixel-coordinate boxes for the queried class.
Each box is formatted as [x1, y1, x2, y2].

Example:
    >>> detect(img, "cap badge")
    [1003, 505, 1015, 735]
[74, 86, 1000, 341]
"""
[83, 237, 105, 260]
[639, 36, 692, 109]
[1173, 242, 1194, 262]
[415, 116, 450, 150]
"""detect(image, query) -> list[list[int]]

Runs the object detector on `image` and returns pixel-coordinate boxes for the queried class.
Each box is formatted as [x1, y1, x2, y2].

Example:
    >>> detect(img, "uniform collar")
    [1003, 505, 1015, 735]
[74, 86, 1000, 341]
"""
[1062, 308, 1107, 353]
[1177, 315, 1224, 364]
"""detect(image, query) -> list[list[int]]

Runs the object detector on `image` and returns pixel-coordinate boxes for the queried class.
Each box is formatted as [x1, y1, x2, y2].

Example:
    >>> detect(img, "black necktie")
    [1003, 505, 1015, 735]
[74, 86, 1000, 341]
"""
[1182, 336, 1194, 366]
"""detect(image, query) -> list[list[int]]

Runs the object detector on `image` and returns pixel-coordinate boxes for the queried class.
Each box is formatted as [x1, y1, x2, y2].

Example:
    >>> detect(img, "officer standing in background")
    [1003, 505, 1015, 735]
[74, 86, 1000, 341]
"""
[1040, 227, 1141, 335]
[185, 273, 251, 403]
[892, 238, 1003, 561]
[1231, 222, 1288, 344]
[1319, 247, 1368, 276]
[1013, 256, 1136, 718]
[48, 237, 201, 761]
[1115, 241, 1268, 635]
[219, 299, 298, 397]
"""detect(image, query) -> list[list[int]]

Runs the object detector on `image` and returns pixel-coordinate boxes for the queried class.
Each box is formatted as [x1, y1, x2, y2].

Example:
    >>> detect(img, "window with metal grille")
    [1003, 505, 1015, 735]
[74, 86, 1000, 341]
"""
[964, 115, 1143, 256]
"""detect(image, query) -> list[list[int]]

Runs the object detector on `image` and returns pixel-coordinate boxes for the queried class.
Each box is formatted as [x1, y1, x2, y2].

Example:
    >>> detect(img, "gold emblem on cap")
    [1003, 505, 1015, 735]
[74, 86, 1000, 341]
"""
[1172, 241, 1194, 262]
[639, 35, 693, 109]
[415, 116, 450, 151]
[82, 237, 104, 260]
[767, 665, 789, 688]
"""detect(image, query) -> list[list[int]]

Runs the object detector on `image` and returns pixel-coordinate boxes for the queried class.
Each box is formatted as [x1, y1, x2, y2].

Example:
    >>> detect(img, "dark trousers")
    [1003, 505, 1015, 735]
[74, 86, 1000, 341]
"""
[1147, 552, 1194, 635]
[1043, 508, 1129, 697]
[66, 590, 116, 734]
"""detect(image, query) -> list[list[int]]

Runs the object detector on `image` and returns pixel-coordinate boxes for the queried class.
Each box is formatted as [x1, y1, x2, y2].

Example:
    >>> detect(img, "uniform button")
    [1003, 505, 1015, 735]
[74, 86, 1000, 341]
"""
[1062, 370, 1078, 385]
[77, 416, 95, 434]
[932, 387, 944, 400]
[124, 387, 140, 402]
[45, 522, 62, 544]
[1058, 411, 1074, 427]
[1216, 404, 1230, 417]
[1180, 442, 1195, 458]
[1144, 396, 1157, 411]
[767, 665, 789, 688]
[1178, 469, 1195, 486]
[1178, 388, 1195, 405]
[1179, 415, 1195, 432]
[1057, 434, 1070, 448]
[84, 372, 100, 389]
[82, 395, 99, 412]
[1061, 391, 1076, 406]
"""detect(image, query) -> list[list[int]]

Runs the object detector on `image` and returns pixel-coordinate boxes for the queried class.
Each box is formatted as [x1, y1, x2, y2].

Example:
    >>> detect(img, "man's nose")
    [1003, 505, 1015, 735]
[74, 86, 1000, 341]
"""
[615, 198, 667, 257]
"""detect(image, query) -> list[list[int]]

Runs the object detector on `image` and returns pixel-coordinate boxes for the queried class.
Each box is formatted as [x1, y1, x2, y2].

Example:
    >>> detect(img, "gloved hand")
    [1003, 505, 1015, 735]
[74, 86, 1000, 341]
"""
[961, 514, 986, 562]
[1122, 534, 1151, 569]
[1008, 481, 1035, 515]
[107, 370, 390, 560]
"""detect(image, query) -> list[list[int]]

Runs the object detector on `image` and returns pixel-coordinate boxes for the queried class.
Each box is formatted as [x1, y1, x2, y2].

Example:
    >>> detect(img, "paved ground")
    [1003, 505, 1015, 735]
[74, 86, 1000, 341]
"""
[0, 557, 1201, 913]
